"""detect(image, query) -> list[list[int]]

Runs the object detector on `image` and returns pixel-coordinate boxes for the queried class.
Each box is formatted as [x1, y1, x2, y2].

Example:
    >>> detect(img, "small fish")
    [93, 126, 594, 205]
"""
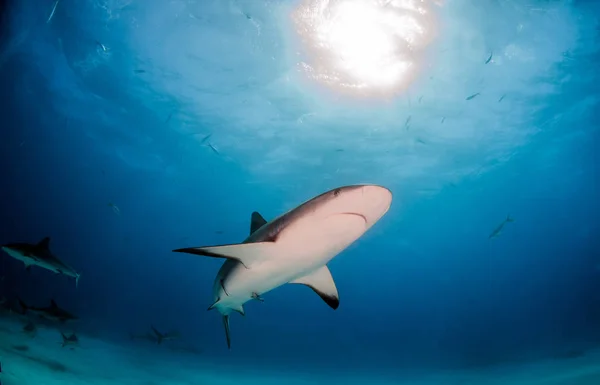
[95, 41, 108, 52]
[466, 93, 480, 101]
[133, 69, 146, 74]
[207, 143, 219, 155]
[498, 94, 506, 102]
[165, 111, 173, 123]
[404, 115, 412, 130]
[199, 134, 212, 144]
[416, 138, 426, 144]
[441, 117, 446, 124]
[418, 96, 423, 103]
[47, 0, 60, 23]
[488, 214, 515, 239]
[108, 202, 120, 216]
[485, 52, 493, 64]
[251, 292, 264, 302]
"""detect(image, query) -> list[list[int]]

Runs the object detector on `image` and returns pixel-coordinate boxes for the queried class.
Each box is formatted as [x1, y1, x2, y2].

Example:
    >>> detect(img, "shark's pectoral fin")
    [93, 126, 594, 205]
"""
[291, 265, 340, 310]
[173, 242, 275, 269]
[223, 315, 232, 349]
[250, 211, 267, 235]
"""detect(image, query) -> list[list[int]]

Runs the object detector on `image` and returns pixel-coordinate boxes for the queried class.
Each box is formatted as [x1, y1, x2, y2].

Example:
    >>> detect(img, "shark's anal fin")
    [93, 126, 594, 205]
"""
[250, 212, 267, 235]
[173, 242, 275, 269]
[223, 315, 232, 349]
[36, 237, 51, 250]
[291, 265, 340, 310]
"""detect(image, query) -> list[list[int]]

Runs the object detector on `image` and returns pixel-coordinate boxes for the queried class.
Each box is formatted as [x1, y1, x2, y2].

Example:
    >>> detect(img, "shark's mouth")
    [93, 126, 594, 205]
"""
[340, 212, 368, 225]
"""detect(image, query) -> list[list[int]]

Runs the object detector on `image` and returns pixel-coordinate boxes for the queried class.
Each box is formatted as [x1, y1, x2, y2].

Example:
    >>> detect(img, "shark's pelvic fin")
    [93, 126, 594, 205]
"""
[250, 211, 267, 235]
[223, 315, 232, 349]
[291, 265, 340, 310]
[37, 237, 51, 250]
[173, 242, 275, 269]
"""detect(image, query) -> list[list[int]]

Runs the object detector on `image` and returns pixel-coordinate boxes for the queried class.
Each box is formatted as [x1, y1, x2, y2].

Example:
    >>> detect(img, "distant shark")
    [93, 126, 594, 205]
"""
[129, 326, 180, 344]
[1, 237, 81, 286]
[18, 299, 78, 323]
[60, 332, 79, 348]
[488, 215, 515, 239]
[173, 184, 392, 349]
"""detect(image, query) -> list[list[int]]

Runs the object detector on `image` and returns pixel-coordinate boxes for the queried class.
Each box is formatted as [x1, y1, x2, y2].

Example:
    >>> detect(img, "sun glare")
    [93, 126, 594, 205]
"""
[292, 0, 437, 96]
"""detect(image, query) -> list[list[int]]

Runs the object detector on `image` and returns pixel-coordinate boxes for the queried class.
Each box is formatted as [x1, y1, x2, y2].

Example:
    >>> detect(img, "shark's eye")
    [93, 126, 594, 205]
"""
[333, 188, 341, 197]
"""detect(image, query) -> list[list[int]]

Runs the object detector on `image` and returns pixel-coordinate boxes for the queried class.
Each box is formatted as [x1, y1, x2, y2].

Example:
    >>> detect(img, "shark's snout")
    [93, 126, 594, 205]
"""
[360, 185, 392, 225]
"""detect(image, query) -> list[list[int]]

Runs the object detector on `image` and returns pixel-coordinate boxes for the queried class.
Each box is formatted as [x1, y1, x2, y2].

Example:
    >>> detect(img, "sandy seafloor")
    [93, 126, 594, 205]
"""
[1, 315, 600, 385]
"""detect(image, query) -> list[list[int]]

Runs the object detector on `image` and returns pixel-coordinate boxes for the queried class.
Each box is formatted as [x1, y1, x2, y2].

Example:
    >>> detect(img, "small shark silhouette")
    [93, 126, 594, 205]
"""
[18, 299, 78, 323]
[60, 332, 79, 348]
[150, 326, 180, 344]
[1, 237, 80, 286]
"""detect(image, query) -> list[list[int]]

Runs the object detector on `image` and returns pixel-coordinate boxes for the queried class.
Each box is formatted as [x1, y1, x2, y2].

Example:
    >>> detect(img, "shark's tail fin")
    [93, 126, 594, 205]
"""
[17, 297, 28, 313]
[75, 273, 80, 288]
[506, 214, 515, 223]
[223, 315, 231, 350]
[151, 325, 164, 344]
[60, 332, 67, 347]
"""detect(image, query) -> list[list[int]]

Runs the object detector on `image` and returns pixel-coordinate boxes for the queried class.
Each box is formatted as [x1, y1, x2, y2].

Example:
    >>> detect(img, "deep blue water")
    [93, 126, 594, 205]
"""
[0, 0, 599, 383]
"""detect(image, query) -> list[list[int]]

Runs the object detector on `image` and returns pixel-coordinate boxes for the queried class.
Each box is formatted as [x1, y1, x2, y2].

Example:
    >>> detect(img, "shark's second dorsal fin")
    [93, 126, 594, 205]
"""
[50, 299, 58, 308]
[37, 237, 51, 250]
[250, 212, 267, 235]
[291, 265, 340, 310]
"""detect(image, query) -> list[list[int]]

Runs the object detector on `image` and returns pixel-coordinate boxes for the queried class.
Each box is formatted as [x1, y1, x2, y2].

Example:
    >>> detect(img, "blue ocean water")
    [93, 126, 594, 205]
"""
[0, 0, 599, 384]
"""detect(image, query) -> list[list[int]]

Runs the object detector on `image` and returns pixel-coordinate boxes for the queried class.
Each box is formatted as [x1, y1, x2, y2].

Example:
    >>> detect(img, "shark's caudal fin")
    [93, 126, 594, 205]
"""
[173, 242, 276, 269]
[250, 211, 267, 235]
[36, 237, 51, 250]
[506, 214, 514, 222]
[223, 315, 231, 349]
[151, 325, 164, 344]
[17, 298, 28, 313]
[61, 332, 68, 347]
[291, 265, 340, 310]
[75, 273, 80, 288]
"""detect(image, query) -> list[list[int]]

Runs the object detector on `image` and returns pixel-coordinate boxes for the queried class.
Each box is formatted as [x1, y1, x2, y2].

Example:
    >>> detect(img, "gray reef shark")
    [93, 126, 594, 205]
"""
[173, 184, 392, 349]
[18, 299, 78, 323]
[1, 237, 81, 286]
[60, 332, 79, 348]
[488, 214, 515, 239]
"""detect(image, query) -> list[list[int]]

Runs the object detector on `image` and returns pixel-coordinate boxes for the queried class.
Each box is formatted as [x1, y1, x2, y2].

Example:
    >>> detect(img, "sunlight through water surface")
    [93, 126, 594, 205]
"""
[292, 0, 437, 96]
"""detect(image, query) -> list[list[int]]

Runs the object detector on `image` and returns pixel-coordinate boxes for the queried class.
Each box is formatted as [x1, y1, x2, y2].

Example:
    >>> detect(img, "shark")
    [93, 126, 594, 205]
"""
[173, 184, 392, 349]
[150, 325, 180, 344]
[1, 237, 81, 286]
[60, 332, 79, 348]
[18, 299, 78, 323]
[488, 215, 515, 239]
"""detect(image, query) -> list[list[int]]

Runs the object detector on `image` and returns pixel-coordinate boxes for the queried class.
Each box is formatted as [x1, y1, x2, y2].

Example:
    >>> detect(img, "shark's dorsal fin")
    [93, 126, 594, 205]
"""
[173, 242, 275, 269]
[50, 299, 58, 308]
[250, 211, 267, 235]
[291, 265, 340, 310]
[37, 237, 51, 250]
